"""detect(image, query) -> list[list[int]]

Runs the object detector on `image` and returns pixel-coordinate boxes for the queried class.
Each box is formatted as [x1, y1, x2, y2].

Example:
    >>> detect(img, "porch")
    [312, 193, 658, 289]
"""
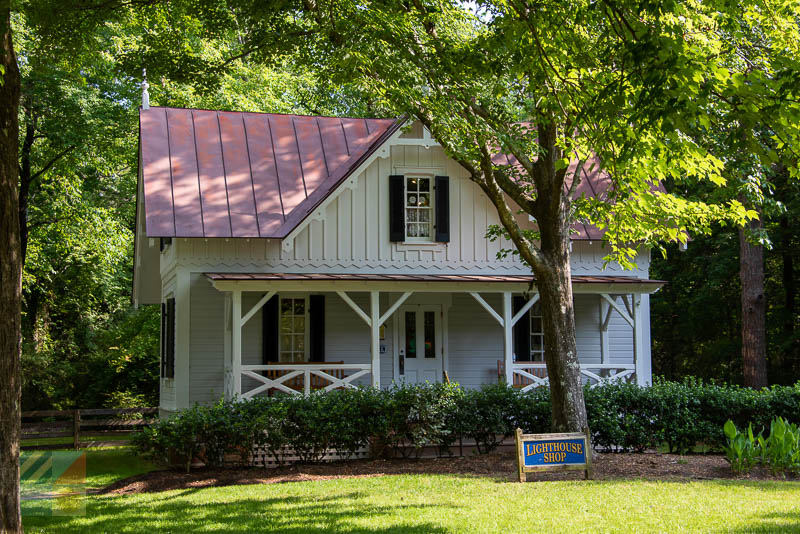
[205, 273, 663, 399]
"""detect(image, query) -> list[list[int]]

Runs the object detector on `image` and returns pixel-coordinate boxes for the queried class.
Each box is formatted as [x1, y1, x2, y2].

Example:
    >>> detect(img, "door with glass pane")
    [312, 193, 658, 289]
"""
[398, 305, 443, 383]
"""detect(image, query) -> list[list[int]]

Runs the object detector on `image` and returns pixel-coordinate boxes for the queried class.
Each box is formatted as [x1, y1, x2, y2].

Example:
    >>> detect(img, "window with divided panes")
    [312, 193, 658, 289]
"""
[405, 176, 433, 241]
[279, 296, 308, 362]
[529, 301, 545, 361]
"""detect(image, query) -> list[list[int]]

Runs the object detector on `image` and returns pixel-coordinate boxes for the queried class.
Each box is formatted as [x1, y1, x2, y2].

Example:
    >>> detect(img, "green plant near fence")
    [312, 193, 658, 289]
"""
[132, 379, 800, 472]
[723, 417, 800, 476]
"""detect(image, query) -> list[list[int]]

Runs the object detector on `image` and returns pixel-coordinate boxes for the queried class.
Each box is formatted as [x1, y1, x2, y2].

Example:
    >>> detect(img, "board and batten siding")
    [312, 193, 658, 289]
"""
[171, 142, 650, 278]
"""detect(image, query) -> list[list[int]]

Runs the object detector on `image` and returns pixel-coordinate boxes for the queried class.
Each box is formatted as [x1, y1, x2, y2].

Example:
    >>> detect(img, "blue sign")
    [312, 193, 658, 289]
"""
[522, 438, 587, 467]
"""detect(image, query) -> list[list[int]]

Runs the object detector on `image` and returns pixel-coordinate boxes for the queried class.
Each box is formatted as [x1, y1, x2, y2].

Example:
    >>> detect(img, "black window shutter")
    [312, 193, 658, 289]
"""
[166, 298, 176, 378]
[389, 175, 405, 241]
[160, 302, 167, 377]
[435, 175, 450, 242]
[262, 295, 279, 364]
[512, 296, 531, 362]
[309, 295, 325, 362]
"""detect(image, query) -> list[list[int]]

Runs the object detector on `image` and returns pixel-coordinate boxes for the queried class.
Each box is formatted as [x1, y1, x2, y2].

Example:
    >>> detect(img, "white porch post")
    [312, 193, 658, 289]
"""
[223, 293, 232, 400]
[232, 289, 243, 397]
[370, 291, 381, 388]
[502, 291, 513, 385]
[600, 296, 612, 368]
[632, 293, 645, 386]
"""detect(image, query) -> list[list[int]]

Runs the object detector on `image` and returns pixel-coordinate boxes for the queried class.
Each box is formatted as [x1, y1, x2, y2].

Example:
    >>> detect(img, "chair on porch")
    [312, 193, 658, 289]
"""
[265, 361, 346, 393]
[497, 360, 548, 388]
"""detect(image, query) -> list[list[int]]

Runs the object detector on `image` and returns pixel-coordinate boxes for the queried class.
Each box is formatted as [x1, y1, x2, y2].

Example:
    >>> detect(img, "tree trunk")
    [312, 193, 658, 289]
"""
[0, 4, 22, 533]
[780, 216, 794, 341]
[739, 217, 768, 388]
[535, 254, 587, 432]
[17, 112, 33, 265]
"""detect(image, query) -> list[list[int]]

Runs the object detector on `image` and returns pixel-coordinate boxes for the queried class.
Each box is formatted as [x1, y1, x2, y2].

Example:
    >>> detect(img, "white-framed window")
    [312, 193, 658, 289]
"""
[405, 175, 433, 241]
[529, 302, 545, 362]
[279, 296, 309, 362]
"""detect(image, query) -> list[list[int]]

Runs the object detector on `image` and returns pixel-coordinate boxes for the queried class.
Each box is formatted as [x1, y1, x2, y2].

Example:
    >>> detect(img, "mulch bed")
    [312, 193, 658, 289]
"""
[100, 448, 798, 495]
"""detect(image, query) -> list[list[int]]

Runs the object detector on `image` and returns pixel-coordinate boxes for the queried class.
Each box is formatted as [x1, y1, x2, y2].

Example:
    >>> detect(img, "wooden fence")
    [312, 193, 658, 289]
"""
[21, 407, 158, 450]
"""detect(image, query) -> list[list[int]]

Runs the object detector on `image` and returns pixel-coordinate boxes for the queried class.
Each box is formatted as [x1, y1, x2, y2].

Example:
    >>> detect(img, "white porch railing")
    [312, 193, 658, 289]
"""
[512, 363, 636, 392]
[237, 364, 372, 399]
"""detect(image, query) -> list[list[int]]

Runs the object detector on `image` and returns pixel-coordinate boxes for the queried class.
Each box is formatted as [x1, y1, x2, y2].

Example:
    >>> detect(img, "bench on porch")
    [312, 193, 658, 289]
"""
[265, 361, 346, 393]
[497, 360, 548, 388]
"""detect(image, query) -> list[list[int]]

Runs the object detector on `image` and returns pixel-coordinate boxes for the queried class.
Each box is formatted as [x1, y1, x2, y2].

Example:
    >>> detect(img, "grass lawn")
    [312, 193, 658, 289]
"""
[22, 468, 800, 533]
[20, 448, 157, 496]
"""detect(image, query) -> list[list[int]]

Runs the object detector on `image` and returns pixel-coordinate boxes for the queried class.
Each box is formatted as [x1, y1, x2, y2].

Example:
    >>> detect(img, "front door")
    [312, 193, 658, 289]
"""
[398, 305, 443, 383]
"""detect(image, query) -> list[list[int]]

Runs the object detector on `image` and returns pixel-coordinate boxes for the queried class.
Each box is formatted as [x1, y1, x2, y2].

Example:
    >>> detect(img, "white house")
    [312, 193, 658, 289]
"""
[132, 106, 663, 417]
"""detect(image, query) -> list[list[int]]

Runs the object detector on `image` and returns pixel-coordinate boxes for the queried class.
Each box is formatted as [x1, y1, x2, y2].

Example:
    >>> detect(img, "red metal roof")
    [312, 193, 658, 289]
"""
[140, 108, 650, 242]
[139, 106, 402, 238]
[204, 272, 665, 285]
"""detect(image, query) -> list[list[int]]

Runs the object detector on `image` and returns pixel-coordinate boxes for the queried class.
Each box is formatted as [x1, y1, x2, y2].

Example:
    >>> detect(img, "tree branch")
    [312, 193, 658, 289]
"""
[31, 145, 75, 181]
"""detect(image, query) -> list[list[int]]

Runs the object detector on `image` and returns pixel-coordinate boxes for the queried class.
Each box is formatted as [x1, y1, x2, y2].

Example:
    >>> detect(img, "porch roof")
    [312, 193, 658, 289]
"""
[204, 272, 665, 293]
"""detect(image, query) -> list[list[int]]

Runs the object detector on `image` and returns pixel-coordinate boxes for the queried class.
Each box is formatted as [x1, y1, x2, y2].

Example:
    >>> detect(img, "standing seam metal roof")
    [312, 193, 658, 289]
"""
[140, 107, 648, 242]
[139, 106, 402, 238]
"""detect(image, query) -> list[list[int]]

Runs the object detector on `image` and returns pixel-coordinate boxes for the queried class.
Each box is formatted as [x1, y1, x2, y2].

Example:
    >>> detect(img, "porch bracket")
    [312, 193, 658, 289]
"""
[379, 292, 413, 326]
[470, 292, 504, 326]
[241, 290, 276, 326]
[601, 298, 614, 332]
[600, 293, 634, 327]
[622, 294, 633, 318]
[336, 290, 372, 326]
[511, 294, 540, 326]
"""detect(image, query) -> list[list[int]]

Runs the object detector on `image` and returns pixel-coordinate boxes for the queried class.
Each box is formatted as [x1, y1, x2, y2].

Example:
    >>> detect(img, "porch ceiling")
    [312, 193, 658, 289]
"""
[204, 272, 665, 294]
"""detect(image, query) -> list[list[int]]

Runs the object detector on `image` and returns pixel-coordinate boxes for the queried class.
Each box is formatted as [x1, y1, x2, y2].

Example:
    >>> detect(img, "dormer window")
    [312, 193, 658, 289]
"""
[405, 176, 433, 241]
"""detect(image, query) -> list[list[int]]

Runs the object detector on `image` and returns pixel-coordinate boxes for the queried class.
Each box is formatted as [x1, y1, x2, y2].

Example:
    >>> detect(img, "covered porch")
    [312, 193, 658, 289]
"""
[205, 273, 663, 399]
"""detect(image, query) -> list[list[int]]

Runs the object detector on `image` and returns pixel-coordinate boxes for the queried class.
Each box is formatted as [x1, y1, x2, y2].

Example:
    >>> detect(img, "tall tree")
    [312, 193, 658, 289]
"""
[2, 3, 378, 525]
[687, 7, 800, 387]
[0, 2, 21, 530]
[15, 5, 370, 412]
[207, 0, 800, 430]
[740, 214, 768, 387]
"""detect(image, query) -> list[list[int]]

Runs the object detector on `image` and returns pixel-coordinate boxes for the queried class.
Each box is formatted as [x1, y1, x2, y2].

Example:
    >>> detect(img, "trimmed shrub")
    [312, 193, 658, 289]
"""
[131, 405, 206, 473]
[456, 384, 520, 454]
[132, 379, 800, 470]
[369, 382, 463, 458]
[586, 382, 660, 452]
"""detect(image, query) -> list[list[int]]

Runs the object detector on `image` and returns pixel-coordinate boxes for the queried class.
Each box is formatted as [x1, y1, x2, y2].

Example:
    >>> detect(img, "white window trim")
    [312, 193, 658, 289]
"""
[529, 302, 545, 362]
[278, 294, 311, 362]
[404, 174, 435, 243]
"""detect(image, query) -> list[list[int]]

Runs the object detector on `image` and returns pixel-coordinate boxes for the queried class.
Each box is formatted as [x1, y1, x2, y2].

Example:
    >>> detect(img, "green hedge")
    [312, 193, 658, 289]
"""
[132, 379, 800, 470]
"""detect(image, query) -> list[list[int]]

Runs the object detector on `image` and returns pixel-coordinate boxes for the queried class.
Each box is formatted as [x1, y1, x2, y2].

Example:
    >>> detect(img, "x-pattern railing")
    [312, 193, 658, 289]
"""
[512, 363, 636, 392]
[239, 364, 372, 398]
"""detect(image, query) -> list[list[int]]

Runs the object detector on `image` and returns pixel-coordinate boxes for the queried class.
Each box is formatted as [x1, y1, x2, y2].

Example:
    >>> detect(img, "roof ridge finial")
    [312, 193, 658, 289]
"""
[141, 68, 150, 110]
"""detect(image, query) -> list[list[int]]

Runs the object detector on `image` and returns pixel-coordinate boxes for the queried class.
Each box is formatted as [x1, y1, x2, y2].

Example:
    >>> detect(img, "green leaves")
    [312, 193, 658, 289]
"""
[722, 416, 800, 476]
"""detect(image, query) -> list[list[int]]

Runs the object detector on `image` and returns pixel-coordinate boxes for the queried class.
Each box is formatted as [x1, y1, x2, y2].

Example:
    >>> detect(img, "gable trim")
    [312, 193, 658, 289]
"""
[280, 119, 410, 249]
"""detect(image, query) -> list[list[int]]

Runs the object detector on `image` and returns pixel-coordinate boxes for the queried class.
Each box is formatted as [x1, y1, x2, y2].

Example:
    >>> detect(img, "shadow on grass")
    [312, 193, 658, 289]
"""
[23, 490, 454, 533]
[721, 511, 800, 533]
